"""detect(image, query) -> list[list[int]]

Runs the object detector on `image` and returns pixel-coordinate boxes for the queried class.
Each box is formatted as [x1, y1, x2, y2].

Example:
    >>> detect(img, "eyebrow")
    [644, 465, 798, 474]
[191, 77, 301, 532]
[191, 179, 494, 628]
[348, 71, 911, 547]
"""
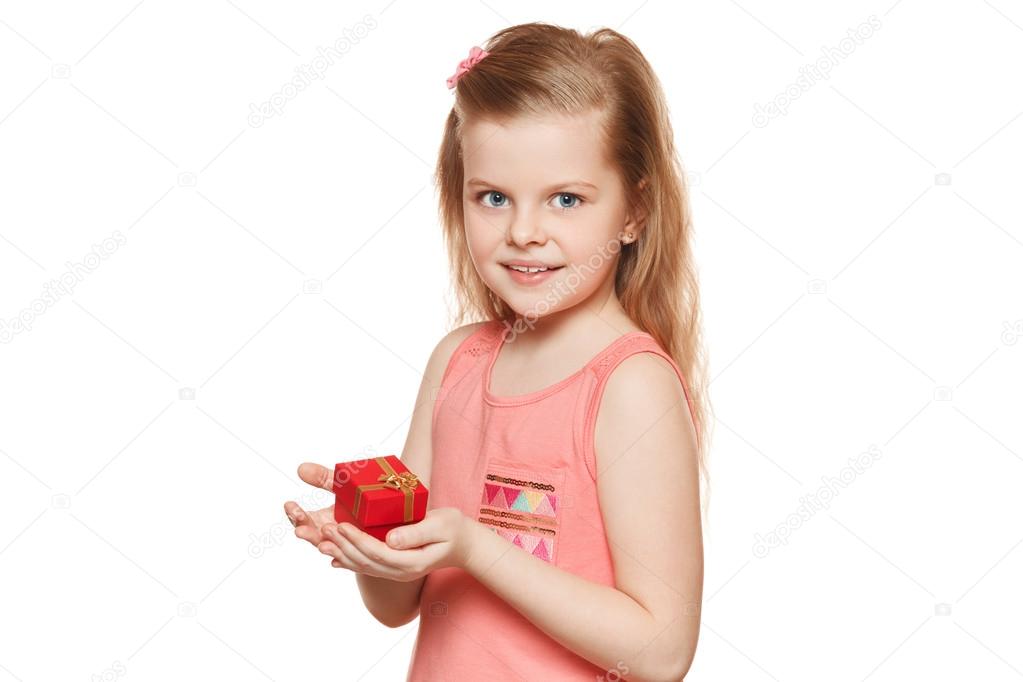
[466, 178, 598, 192]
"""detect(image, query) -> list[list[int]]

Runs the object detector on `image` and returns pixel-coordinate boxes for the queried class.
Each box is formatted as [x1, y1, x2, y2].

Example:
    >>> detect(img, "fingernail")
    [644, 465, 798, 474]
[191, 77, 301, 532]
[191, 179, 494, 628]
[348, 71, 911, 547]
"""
[389, 532, 403, 546]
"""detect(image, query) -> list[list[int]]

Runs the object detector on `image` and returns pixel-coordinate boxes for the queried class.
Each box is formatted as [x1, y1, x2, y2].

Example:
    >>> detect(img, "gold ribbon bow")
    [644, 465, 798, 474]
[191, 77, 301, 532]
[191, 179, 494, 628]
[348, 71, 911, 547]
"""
[351, 457, 420, 522]
[379, 471, 419, 492]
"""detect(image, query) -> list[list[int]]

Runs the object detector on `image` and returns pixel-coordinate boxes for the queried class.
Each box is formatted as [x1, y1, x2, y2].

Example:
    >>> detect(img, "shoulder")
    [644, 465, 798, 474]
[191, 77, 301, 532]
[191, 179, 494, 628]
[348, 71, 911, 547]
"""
[424, 320, 494, 383]
[593, 350, 696, 474]
[430, 320, 493, 364]
[603, 351, 687, 408]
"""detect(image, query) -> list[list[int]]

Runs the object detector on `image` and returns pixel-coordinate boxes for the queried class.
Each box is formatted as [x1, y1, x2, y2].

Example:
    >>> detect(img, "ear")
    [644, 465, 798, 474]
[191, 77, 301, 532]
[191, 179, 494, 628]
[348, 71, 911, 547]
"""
[623, 178, 649, 239]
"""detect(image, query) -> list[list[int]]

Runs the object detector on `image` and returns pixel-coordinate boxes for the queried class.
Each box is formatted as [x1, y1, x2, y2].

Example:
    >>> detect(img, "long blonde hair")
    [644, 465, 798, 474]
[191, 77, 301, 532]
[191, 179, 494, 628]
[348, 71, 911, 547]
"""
[434, 22, 713, 510]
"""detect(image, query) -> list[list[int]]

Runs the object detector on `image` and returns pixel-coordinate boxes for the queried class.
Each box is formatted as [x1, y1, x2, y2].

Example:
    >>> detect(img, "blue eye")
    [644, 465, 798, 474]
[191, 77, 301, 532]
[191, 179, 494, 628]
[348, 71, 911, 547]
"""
[553, 193, 582, 210]
[479, 190, 507, 208]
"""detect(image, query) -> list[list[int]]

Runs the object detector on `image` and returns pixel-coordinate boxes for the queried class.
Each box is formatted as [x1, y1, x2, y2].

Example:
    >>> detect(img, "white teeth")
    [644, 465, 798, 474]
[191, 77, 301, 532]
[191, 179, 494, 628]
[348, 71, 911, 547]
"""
[508, 264, 548, 273]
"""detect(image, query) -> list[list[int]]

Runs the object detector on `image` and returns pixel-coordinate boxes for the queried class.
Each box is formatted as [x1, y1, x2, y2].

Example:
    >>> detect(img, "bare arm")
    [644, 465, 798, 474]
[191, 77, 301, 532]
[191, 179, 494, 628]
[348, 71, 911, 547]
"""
[352, 322, 487, 627]
[459, 353, 703, 681]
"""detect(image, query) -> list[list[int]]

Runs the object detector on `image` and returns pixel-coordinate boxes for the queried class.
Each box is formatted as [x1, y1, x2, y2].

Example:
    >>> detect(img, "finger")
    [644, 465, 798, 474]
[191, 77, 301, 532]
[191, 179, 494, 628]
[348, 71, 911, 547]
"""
[295, 523, 323, 545]
[323, 524, 377, 566]
[284, 502, 315, 531]
[334, 522, 412, 568]
[317, 539, 357, 571]
[286, 502, 328, 546]
[282, 501, 313, 527]
[385, 514, 444, 549]
[284, 501, 306, 527]
[296, 462, 335, 493]
[325, 524, 400, 577]
[286, 501, 335, 531]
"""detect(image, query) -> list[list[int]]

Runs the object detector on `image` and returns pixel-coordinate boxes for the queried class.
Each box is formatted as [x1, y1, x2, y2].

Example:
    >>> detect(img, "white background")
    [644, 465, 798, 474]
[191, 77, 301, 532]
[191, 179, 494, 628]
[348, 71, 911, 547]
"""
[1, 1, 1021, 680]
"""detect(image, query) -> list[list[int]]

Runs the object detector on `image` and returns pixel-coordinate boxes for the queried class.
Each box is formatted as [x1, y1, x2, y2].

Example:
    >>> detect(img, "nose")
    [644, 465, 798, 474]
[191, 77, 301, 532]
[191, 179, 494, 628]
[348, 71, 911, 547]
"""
[506, 207, 548, 247]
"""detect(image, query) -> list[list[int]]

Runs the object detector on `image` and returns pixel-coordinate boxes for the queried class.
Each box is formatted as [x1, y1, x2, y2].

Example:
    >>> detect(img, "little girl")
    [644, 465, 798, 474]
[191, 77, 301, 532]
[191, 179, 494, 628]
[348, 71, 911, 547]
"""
[285, 21, 710, 681]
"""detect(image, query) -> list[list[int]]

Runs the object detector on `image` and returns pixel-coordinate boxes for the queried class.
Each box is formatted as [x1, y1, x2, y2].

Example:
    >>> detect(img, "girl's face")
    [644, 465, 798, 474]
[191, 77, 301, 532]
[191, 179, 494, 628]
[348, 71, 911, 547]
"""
[460, 110, 643, 322]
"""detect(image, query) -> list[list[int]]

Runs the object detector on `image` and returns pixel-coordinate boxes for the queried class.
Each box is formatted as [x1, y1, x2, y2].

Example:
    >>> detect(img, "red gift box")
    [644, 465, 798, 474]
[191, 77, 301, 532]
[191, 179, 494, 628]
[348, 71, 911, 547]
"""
[332, 455, 428, 542]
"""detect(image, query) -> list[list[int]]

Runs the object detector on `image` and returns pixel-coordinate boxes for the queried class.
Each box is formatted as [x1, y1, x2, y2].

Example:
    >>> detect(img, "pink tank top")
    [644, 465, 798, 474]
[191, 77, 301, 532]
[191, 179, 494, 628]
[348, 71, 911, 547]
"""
[406, 320, 697, 681]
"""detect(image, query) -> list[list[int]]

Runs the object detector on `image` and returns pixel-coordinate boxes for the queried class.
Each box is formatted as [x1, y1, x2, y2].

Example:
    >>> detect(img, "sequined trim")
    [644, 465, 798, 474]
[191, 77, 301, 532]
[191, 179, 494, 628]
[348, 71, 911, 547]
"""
[478, 516, 557, 536]
[479, 507, 557, 530]
[484, 472, 556, 492]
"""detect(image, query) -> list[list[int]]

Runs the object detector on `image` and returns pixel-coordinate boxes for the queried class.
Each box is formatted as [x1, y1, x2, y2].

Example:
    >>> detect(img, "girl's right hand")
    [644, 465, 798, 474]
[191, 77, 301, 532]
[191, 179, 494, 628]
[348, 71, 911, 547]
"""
[283, 462, 338, 547]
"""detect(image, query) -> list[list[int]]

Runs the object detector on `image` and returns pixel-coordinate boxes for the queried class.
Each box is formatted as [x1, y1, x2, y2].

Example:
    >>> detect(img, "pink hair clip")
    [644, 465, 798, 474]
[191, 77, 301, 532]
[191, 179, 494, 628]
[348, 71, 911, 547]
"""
[446, 46, 489, 89]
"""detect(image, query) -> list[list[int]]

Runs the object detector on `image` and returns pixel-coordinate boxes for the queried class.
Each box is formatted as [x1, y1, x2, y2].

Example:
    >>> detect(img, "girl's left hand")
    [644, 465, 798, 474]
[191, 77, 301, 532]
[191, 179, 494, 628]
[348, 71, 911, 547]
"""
[317, 507, 475, 582]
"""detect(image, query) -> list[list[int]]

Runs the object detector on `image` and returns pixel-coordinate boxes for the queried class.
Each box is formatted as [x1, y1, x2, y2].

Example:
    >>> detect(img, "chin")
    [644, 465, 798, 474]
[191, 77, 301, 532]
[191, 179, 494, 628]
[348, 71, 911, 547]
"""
[508, 291, 577, 322]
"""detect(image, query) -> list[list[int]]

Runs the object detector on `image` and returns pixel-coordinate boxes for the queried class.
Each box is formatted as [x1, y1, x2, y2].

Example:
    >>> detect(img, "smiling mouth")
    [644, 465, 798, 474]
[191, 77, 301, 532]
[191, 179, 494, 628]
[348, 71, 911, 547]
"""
[502, 264, 565, 273]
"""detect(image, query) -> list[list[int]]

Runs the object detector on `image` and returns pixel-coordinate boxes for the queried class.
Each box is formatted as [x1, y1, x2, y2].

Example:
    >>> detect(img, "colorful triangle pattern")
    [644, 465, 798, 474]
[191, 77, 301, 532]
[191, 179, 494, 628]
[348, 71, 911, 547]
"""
[490, 527, 555, 563]
[480, 484, 558, 518]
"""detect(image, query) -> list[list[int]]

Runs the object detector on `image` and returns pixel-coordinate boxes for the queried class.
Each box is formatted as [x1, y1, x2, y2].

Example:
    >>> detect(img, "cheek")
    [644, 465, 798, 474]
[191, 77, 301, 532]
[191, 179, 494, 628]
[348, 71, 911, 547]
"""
[463, 216, 503, 270]
[563, 229, 622, 275]
[573, 255, 617, 298]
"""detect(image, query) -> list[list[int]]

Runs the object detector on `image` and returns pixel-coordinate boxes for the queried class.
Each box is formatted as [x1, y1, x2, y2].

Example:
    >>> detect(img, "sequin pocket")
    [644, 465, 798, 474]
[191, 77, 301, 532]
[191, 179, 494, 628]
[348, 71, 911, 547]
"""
[477, 460, 566, 564]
